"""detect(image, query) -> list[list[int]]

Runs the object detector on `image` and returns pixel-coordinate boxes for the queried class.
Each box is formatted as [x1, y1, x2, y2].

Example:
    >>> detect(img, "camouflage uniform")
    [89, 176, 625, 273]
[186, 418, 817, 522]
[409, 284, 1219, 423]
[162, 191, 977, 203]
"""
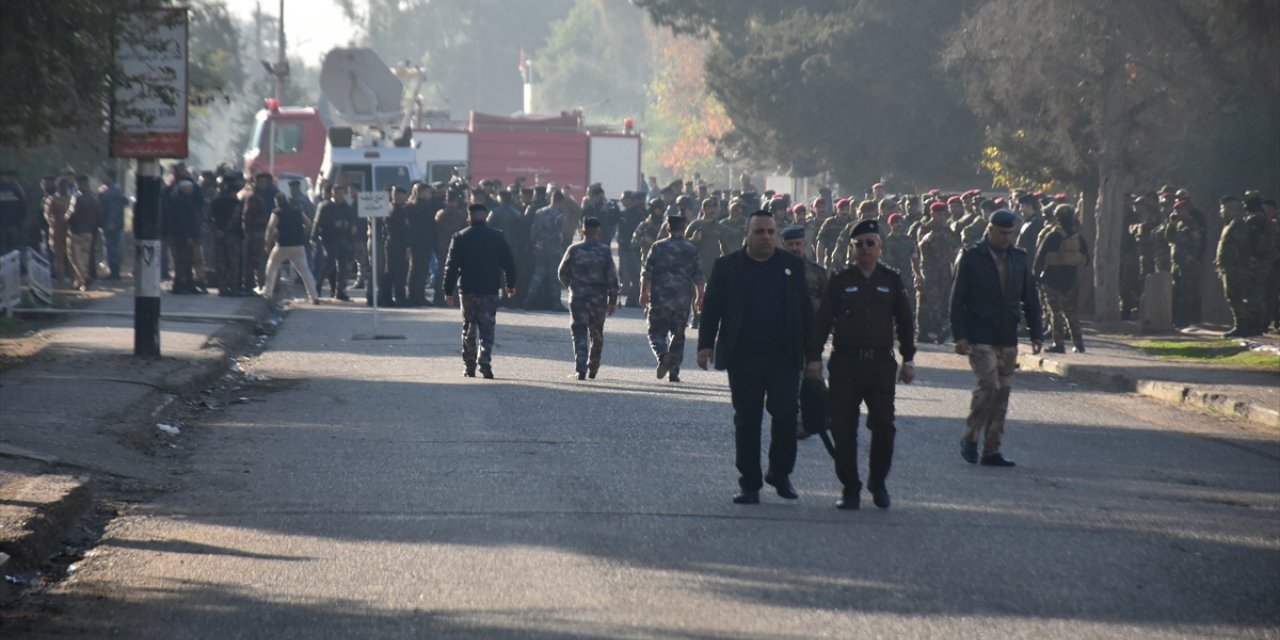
[916, 221, 959, 342]
[686, 216, 722, 328]
[803, 258, 828, 314]
[716, 215, 746, 255]
[882, 230, 918, 313]
[804, 217, 823, 263]
[828, 219, 862, 274]
[524, 204, 565, 308]
[816, 214, 850, 269]
[434, 205, 468, 304]
[643, 236, 704, 377]
[1216, 212, 1266, 335]
[1164, 211, 1205, 327]
[460, 294, 500, 367]
[558, 238, 620, 374]
[1034, 225, 1089, 350]
[632, 213, 664, 268]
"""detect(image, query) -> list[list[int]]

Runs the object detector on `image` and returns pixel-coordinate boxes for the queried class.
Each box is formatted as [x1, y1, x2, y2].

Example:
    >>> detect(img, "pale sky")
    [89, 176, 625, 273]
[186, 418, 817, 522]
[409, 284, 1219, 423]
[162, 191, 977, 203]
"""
[223, 0, 359, 66]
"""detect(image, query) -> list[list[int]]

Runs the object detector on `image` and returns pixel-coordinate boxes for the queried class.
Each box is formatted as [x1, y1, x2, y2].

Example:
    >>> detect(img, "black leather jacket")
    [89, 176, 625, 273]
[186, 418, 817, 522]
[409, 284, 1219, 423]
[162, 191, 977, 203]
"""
[949, 240, 1044, 347]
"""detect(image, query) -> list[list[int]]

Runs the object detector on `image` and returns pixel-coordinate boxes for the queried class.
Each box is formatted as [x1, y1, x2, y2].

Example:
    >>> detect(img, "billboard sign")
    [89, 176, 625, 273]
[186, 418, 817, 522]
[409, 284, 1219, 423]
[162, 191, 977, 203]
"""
[110, 8, 189, 158]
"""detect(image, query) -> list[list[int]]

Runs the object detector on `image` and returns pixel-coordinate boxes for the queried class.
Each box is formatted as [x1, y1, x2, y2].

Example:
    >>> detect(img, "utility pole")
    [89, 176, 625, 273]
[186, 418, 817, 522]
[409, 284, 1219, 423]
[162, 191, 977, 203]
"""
[274, 0, 288, 102]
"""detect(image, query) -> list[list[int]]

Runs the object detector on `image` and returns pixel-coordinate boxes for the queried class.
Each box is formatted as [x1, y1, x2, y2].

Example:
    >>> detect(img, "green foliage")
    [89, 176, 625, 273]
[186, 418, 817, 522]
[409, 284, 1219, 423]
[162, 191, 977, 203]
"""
[537, 0, 650, 120]
[636, 0, 983, 189]
[1130, 339, 1280, 371]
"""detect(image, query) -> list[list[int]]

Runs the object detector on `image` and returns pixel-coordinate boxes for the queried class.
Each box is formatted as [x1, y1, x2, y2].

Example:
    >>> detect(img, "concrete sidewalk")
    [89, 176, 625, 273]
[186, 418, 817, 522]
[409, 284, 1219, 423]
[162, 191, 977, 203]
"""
[1018, 327, 1280, 429]
[0, 279, 279, 595]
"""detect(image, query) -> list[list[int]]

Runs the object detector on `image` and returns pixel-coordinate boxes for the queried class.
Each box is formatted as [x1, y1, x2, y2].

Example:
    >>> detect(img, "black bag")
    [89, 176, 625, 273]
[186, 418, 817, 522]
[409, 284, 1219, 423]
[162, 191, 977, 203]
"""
[800, 376, 830, 435]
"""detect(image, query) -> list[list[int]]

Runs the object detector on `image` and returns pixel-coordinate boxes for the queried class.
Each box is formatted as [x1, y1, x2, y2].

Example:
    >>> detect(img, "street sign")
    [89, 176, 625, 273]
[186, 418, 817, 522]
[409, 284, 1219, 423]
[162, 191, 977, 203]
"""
[357, 191, 391, 218]
[110, 9, 189, 159]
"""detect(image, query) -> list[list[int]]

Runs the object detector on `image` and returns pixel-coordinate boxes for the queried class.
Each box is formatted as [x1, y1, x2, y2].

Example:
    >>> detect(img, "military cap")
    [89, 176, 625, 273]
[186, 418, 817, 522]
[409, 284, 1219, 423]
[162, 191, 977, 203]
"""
[989, 209, 1018, 228]
[791, 203, 807, 214]
[851, 219, 880, 237]
[980, 199, 999, 212]
[666, 214, 688, 229]
[927, 188, 941, 196]
[834, 198, 851, 209]
[588, 184, 605, 196]
[781, 225, 805, 240]
[647, 198, 665, 211]
[872, 182, 885, 190]
[812, 196, 826, 206]
[929, 201, 949, 213]
[1016, 193, 1038, 205]
[467, 203, 489, 215]
[676, 194, 695, 207]
[1158, 184, 1176, 195]
[1175, 188, 1191, 200]
[946, 195, 962, 205]
[582, 216, 601, 229]
[886, 212, 904, 227]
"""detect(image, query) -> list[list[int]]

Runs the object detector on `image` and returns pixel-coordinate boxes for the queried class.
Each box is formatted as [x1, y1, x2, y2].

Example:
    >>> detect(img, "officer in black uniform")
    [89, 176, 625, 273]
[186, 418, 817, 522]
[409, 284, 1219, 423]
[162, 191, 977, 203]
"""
[807, 219, 916, 510]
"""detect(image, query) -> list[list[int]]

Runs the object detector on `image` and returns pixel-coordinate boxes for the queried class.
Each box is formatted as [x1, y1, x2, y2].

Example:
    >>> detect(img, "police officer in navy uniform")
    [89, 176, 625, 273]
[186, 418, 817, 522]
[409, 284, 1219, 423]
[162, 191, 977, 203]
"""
[807, 219, 915, 510]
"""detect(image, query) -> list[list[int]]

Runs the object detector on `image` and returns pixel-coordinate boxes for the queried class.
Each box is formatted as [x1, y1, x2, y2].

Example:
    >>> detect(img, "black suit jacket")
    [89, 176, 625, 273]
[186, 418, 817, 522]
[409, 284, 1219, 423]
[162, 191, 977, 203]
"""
[697, 249, 813, 371]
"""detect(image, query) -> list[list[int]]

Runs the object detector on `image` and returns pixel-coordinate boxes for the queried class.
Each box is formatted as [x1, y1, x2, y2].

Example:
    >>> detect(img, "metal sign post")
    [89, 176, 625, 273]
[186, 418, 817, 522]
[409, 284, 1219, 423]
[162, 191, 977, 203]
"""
[353, 191, 403, 340]
[109, 8, 189, 357]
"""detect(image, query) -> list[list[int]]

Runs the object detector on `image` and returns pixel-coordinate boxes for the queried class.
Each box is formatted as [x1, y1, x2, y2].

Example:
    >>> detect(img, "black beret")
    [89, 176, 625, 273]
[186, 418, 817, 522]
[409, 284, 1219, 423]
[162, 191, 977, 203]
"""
[989, 209, 1018, 228]
[850, 219, 880, 237]
[781, 225, 805, 240]
[582, 216, 601, 229]
[1016, 193, 1038, 205]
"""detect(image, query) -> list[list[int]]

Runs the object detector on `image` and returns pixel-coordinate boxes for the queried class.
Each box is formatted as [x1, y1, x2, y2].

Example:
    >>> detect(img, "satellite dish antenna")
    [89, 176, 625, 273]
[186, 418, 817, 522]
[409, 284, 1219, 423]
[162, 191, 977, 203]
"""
[320, 48, 404, 126]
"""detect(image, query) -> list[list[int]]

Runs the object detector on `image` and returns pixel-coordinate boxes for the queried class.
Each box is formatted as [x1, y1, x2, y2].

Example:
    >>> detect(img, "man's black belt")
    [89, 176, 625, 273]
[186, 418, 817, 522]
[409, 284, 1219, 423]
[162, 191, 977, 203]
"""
[832, 347, 896, 361]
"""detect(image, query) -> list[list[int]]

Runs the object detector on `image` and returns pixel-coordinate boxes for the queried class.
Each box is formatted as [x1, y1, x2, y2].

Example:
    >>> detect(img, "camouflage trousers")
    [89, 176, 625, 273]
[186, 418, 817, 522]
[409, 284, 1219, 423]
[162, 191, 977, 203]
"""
[570, 294, 609, 371]
[1044, 285, 1083, 348]
[460, 293, 499, 366]
[647, 304, 690, 372]
[1170, 260, 1201, 326]
[915, 278, 950, 342]
[1221, 272, 1265, 333]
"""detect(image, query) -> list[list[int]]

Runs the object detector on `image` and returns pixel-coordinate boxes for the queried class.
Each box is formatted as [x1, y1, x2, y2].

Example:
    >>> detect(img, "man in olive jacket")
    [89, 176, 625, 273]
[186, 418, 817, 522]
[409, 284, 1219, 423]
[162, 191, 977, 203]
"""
[697, 210, 814, 505]
[949, 209, 1044, 468]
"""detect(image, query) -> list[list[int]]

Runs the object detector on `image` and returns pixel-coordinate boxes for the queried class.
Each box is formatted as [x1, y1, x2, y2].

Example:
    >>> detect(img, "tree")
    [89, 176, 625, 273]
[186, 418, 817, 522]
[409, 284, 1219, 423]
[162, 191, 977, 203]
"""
[537, 0, 651, 120]
[644, 29, 732, 180]
[635, 0, 984, 190]
[944, 0, 1275, 322]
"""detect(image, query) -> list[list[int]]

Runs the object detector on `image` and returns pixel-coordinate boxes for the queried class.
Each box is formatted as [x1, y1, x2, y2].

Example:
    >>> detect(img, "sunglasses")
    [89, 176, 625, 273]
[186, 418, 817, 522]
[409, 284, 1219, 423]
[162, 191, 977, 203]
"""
[853, 239, 878, 248]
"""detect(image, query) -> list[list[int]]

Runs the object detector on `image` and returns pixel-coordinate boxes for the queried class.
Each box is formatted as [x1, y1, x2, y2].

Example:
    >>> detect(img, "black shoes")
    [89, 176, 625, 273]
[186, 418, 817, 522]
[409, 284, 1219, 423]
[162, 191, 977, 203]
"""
[836, 493, 860, 510]
[961, 438, 979, 464]
[479, 364, 494, 379]
[1045, 344, 1066, 354]
[575, 367, 587, 381]
[656, 353, 672, 379]
[870, 485, 891, 509]
[764, 473, 798, 500]
[1073, 343, 1086, 353]
[588, 366, 598, 379]
[980, 453, 1016, 467]
[668, 369, 681, 383]
[464, 365, 476, 378]
[732, 491, 759, 505]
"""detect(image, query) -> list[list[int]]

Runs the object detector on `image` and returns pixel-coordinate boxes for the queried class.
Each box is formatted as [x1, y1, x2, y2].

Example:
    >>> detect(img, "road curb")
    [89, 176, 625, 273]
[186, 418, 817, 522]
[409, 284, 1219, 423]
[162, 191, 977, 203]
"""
[1018, 353, 1280, 429]
[0, 473, 91, 577]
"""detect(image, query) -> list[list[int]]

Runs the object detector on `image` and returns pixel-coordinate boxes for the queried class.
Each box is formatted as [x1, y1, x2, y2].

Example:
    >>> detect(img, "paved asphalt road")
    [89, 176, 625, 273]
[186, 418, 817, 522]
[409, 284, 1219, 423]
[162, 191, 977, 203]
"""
[17, 302, 1280, 639]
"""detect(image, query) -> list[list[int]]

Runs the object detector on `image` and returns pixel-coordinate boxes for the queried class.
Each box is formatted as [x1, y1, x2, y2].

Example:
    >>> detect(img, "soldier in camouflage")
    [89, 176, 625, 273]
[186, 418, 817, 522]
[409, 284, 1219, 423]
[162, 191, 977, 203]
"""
[558, 217, 620, 379]
[916, 201, 960, 343]
[781, 225, 828, 315]
[686, 197, 723, 329]
[816, 198, 852, 270]
[716, 198, 747, 256]
[1216, 195, 1267, 337]
[632, 198, 666, 272]
[829, 200, 879, 274]
[881, 212, 917, 314]
[640, 215, 705, 383]
[616, 191, 646, 308]
[1165, 197, 1206, 328]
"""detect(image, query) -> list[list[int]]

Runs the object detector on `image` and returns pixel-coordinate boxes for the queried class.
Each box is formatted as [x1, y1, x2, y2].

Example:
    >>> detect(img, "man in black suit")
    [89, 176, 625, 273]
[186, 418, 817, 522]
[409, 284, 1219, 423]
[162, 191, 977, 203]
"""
[697, 210, 814, 505]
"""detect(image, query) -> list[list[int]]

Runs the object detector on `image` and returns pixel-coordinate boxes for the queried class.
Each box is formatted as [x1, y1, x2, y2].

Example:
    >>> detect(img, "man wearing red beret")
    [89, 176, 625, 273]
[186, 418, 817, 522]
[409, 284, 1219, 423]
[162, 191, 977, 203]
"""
[917, 201, 960, 343]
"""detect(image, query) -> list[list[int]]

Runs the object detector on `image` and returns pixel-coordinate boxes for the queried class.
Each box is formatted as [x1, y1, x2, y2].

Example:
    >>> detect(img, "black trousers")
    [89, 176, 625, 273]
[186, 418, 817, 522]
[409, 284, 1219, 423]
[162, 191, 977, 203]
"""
[408, 244, 432, 303]
[728, 356, 800, 492]
[828, 354, 898, 494]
